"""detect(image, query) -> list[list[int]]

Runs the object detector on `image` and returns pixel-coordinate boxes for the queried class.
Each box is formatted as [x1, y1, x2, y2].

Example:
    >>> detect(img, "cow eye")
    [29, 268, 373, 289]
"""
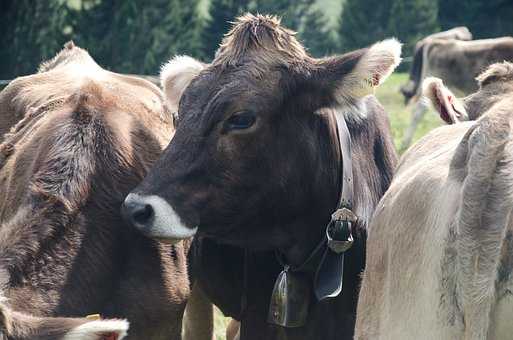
[224, 111, 256, 131]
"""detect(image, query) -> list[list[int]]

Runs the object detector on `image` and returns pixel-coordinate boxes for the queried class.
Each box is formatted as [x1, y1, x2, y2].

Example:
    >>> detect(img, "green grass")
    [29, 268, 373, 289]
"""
[212, 73, 442, 339]
[375, 73, 443, 152]
[214, 307, 231, 340]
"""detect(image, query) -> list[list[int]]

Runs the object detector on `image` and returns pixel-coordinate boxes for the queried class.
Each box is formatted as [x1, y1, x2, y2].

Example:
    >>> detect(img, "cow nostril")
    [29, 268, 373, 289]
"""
[132, 204, 154, 226]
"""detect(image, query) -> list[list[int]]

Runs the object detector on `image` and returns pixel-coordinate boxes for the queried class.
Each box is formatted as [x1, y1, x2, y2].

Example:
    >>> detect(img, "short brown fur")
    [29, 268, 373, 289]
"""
[0, 43, 191, 339]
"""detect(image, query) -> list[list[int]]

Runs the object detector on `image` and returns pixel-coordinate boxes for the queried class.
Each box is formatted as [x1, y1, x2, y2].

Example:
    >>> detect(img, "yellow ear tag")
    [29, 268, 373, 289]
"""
[86, 313, 101, 320]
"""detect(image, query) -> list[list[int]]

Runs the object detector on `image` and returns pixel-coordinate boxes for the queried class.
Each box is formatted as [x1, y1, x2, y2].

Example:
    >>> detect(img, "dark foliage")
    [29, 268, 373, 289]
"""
[1, 0, 512, 80]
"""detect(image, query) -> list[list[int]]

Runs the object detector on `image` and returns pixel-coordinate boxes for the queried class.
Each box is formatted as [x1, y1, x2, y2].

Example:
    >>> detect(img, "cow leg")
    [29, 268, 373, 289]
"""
[182, 282, 215, 340]
[400, 99, 429, 151]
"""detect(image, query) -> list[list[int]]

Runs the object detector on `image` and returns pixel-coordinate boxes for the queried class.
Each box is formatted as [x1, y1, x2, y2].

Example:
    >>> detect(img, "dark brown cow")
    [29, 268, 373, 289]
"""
[0, 42, 207, 340]
[123, 14, 399, 340]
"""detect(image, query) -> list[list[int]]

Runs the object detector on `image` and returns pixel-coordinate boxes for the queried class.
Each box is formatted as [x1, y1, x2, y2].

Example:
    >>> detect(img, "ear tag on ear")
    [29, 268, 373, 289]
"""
[86, 314, 101, 320]
[267, 266, 311, 328]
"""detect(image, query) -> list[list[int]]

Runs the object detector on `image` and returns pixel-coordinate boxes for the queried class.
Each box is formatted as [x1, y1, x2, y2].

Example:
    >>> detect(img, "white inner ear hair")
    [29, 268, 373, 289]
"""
[340, 38, 402, 101]
[333, 39, 401, 119]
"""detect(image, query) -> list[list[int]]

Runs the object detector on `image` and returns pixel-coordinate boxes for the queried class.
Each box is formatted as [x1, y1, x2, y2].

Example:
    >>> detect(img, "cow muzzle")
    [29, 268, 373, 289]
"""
[122, 193, 197, 242]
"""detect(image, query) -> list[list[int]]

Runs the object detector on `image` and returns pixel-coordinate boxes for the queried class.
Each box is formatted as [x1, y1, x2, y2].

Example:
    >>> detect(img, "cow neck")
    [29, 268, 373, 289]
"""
[259, 110, 358, 328]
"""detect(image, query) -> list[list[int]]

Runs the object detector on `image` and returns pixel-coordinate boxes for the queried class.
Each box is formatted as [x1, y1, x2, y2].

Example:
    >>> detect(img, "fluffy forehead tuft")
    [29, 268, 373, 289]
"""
[476, 62, 513, 87]
[214, 13, 309, 67]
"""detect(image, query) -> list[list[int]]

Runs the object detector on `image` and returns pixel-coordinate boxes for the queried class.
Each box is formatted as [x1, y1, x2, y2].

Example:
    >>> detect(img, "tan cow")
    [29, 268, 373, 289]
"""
[0, 42, 212, 340]
[356, 62, 513, 339]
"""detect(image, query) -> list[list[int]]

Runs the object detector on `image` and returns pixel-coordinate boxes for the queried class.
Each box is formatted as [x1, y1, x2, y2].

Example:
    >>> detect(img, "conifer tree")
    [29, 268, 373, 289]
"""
[338, 0, 392, 51]
[0, 0, 70, 79]
[71, 0, 204, 74]
[439, 0, 513, 39]
[201, 0, 249, 59]
[300, 8, 335, 57]
[388, 0, 439, 53]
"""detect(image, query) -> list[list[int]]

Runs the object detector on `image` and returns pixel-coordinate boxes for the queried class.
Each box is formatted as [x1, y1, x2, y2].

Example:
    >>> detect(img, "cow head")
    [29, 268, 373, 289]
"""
[423, 62, 513, 124]
[122, 14, 401, 248]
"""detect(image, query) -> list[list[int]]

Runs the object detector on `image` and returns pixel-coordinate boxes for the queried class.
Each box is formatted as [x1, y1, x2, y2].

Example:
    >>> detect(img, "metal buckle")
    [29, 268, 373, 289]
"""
[326, 208, 355, 253]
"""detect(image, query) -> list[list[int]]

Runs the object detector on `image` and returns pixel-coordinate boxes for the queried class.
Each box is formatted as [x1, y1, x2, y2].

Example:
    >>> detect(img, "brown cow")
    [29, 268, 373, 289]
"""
[123, 14, 399, 340]
[0, 42, 210, 340]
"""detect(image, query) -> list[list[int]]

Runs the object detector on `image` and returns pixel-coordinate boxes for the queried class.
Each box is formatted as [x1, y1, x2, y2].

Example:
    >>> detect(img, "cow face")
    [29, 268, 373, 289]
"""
[122, 14, 401, 247]
[423, 62, 513, 124]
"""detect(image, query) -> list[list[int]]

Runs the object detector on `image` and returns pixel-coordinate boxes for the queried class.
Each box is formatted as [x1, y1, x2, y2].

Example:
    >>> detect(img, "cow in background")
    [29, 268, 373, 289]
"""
[423, 62, 513, 124]
[0, 42, 212, 340]
[399, 27, 472, 149]
[400, 26, 473, 103]
[356, 62, 513, 339]
[399, 33, 513, 149]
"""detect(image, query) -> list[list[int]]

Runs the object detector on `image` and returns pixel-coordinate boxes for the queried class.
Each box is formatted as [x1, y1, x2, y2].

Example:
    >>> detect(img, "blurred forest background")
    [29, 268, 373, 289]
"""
[1, 0, 513, 79]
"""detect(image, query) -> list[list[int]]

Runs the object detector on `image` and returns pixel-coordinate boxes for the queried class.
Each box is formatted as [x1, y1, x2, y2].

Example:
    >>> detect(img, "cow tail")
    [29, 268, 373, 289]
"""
[456, 110, 513, 339]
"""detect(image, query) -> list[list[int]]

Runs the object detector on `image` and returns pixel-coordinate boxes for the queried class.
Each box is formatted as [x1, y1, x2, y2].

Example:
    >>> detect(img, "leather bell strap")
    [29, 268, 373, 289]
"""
[334, 111, 354, 210]
[267, 111, 356, 328]
[314, 111, 355, 301]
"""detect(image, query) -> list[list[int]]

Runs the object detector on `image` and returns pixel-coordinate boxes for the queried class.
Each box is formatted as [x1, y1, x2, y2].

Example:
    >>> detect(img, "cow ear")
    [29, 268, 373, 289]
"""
[422, 77, 468, 124]
[160, 56, 205, 113]
[64, 319, 129, 340]
[476, 62, 513, 88]
[308, 39, 401, 109]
